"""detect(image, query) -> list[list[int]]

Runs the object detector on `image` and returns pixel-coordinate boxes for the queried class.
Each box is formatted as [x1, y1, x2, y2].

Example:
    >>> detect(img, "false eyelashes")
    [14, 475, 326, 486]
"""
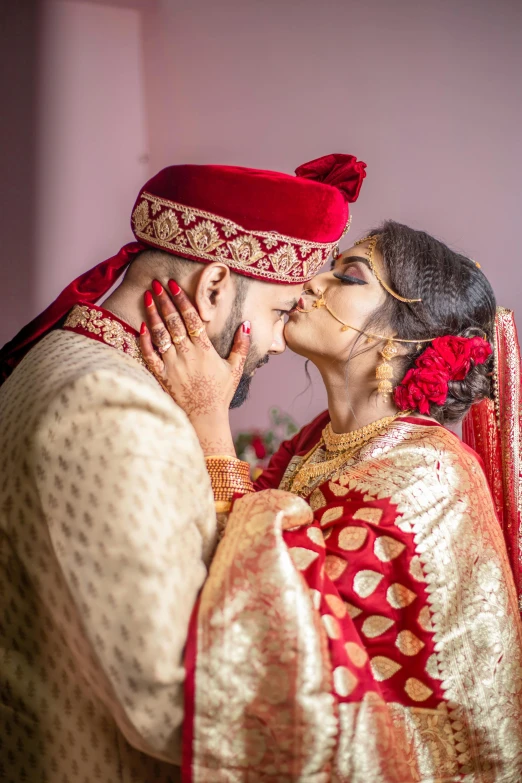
[333, 272, 367, 286]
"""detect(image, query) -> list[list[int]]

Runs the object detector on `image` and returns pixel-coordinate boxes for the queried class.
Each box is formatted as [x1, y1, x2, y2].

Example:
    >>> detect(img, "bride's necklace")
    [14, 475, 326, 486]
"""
[289, 411, 407, 495]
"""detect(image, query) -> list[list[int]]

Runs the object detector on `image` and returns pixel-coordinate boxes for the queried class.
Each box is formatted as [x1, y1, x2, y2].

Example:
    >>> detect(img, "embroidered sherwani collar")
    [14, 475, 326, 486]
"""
[63, 303, 145, 367]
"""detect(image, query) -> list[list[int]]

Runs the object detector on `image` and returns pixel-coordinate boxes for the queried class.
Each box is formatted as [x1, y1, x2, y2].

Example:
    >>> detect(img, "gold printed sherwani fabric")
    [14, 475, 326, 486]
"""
[0, 329, 216, 782]
[188, 421, 522, 782]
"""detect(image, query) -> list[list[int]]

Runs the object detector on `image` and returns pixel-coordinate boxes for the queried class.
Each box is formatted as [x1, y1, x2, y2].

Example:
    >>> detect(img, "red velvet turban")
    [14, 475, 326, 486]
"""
[0, 153, 366, 382]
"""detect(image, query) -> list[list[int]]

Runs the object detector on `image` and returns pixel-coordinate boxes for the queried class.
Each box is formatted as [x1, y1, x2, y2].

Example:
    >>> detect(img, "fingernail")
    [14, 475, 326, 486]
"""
[144, 290, 153, 307]
[242, 320, 251, 334]
[168, 280, 181, 296]
[140, 322, 147, 335]
[152, 279, 163, 296]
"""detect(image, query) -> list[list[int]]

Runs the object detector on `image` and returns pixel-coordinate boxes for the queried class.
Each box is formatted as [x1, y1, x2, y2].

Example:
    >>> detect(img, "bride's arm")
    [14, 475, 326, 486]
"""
[139, 283, 254, 518]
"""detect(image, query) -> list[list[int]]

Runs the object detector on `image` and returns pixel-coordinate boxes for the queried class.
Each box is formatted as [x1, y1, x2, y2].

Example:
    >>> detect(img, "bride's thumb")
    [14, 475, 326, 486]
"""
[228, 321, 251, 372]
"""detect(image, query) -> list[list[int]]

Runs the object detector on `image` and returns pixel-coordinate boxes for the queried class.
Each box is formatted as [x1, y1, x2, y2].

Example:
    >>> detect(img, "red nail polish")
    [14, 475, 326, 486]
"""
[168, 280, 181, 296]
[242, 321, 251, 334]
[144, 290, 153, 307]
[140, 322, 147, 335]
[152, 279, 163, 296]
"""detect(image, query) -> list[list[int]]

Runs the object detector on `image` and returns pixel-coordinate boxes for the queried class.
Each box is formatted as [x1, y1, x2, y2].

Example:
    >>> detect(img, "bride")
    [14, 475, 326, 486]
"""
[140, 220, 522, 782]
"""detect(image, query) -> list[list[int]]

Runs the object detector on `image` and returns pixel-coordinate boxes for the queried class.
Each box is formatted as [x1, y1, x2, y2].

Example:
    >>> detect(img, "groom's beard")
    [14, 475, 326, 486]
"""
[211, 310, 269, 409]
[229, 353, 269, 408]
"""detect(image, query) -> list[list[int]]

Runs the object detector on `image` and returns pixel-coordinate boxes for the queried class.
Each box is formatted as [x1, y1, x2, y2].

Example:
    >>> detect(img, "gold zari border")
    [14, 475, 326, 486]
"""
[64, 305, 145, 366]
[132, 192, 339, 283]
[191, 490, 337, 780]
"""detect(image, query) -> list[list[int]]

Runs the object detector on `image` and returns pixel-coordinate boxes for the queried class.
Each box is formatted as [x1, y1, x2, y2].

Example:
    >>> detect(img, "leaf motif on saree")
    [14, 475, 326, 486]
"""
[370, 656, 402, 681]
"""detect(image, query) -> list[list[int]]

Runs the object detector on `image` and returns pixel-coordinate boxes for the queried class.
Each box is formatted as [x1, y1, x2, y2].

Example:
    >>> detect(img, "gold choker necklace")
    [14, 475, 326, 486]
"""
[322, 416, 403, 453]
[289, 412, 407, 495]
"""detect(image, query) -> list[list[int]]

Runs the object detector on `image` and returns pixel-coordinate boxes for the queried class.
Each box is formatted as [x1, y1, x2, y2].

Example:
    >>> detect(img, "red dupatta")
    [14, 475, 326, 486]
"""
[462, 307, 522, 613]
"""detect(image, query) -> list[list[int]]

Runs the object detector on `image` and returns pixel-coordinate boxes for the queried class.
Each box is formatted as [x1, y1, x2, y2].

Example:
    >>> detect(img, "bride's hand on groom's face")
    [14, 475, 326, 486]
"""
[139, 279, 251, 424]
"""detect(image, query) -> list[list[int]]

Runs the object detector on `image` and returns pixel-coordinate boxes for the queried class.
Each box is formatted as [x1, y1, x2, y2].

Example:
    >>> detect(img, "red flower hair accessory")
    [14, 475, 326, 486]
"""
[394, 335, 492, 415]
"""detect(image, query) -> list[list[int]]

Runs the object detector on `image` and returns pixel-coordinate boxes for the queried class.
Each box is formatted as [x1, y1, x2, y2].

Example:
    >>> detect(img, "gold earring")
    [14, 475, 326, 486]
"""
[376, 339, 398, 397]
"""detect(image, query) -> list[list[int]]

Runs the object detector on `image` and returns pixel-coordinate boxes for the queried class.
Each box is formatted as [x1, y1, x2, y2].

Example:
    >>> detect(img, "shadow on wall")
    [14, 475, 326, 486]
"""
[0, 1, 41, 347]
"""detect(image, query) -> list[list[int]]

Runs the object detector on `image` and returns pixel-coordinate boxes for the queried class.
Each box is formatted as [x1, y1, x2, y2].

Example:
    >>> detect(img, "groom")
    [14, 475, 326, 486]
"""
[0, 155, 365, 781]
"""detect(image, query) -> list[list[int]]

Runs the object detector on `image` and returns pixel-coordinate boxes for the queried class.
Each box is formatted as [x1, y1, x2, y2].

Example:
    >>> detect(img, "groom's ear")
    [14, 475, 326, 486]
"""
[193, 262, 234, 324]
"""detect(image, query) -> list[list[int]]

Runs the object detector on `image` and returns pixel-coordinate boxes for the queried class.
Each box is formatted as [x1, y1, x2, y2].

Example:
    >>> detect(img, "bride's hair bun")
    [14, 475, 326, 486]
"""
[360, 222, 496, 425]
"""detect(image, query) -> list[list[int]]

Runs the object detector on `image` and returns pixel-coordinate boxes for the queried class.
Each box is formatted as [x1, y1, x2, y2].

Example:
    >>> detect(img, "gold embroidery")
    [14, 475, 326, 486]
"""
[370, 655, 402, 681]
[64, 305, 145, 366]
[153, 208, 181, 241]
[352, 507, 383, 524]
[334, 695, 413, 783]
[353, 569, 384, 598]
[374, 535, 405, 562]
[309, 487, 327, 511]
[269, 243, 299, 275]
[325, 593, 347, 618]
[396, 630, 425, 656]
[322, 613, 341, 639]
[426, 653, 442, 679]
[333, 666, 358, 697]
[306, 526, 325, 547]
[409, 555, 426, 582]
[362, 615, 394, 638]
[328, 480, 349, 496]
[228, 236, 265, 266]
[417, 605, 433, 632]
[288, 546, 319, 571]
[132, 192, 338, 284]
[338, 526, 368, 550]
[345, 642, 368, 668]
[192, 491, 337, 777]
[386, 583, 417, 609]
[404, 677, 433, 702]
[325, 554, 347, 580]
[344, 601, 363, 619]
[387, 702, 459, 780]
[320, 506, 344, 525]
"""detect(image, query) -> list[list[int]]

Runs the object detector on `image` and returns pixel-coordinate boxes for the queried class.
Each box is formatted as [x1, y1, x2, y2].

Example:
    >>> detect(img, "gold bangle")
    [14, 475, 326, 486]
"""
[205, 454, 240, 462]
[205, 455, 254, 503]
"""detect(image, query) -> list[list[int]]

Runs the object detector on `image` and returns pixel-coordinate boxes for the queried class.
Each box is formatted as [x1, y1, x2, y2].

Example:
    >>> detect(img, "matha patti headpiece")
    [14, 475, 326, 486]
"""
[353, 235, 422, 303]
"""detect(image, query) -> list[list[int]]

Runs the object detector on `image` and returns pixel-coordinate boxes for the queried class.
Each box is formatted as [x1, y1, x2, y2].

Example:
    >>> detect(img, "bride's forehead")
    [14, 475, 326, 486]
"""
[340, 242, 383, 265]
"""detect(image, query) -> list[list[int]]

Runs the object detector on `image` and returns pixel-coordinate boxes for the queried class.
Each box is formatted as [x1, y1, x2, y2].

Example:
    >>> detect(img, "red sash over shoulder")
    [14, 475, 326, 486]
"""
[463, 308, 522, 614]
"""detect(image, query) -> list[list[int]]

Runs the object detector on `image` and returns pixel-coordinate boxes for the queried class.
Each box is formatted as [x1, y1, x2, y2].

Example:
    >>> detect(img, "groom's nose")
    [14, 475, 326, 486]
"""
[268, 322, 287, 354]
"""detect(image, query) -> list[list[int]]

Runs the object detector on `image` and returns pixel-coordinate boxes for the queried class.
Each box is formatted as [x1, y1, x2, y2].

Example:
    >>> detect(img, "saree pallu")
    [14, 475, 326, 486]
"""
[183, 418, 522, 782]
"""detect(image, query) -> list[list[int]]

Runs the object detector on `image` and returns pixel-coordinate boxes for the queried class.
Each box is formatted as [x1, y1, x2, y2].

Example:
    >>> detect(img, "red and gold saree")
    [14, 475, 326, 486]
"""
[182, 411, 522, 781]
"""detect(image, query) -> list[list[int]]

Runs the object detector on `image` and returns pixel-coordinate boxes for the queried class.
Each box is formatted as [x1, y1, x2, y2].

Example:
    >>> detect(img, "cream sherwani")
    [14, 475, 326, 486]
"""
[0, 326, 216, 782]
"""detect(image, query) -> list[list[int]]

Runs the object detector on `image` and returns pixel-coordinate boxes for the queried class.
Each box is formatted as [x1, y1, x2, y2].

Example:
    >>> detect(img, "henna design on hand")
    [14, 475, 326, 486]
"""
[184, 312, 211, 351]
[165, 312, 190, 354]
[198, 435, 236, 456]
[177, 372, 223, 416]
[144, 351, 165, 379]
[151, 324, 171, 348]
[165, 312, 184, 334]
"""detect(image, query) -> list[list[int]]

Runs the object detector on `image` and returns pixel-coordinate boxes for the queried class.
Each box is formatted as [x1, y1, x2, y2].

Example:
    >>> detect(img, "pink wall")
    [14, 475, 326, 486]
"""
[4, 0, 521, 435]
[35, 0, 149, 311]
[1, 2, 40, 347]
[141, 0, 522, 433]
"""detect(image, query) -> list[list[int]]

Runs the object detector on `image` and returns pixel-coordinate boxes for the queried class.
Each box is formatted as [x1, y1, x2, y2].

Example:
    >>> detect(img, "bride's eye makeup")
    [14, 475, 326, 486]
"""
[332, 259, 368, 286]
